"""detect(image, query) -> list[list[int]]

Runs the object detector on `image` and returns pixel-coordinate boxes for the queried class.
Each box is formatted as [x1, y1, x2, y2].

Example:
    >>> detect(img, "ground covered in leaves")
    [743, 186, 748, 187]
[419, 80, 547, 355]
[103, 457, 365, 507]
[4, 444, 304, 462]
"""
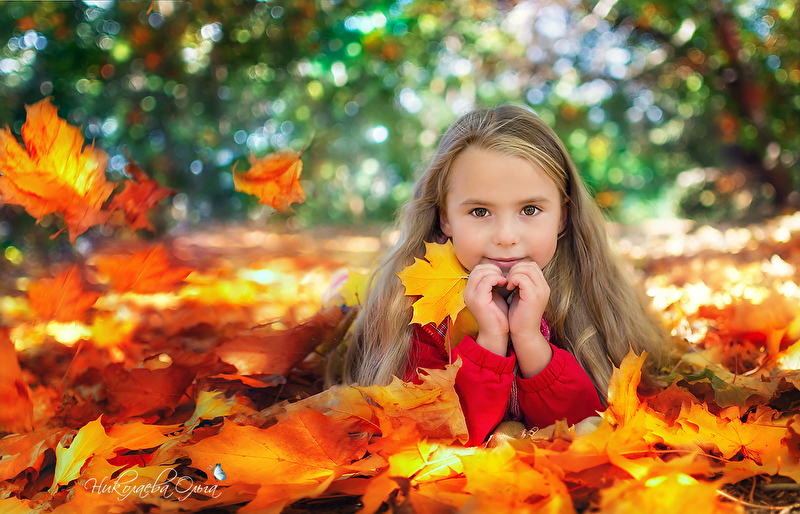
[4, 215, 800, 513]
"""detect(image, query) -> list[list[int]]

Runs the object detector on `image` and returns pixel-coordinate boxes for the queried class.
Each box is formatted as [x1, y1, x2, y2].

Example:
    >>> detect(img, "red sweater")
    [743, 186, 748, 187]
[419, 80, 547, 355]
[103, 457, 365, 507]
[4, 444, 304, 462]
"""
[403, 321, 604, 445]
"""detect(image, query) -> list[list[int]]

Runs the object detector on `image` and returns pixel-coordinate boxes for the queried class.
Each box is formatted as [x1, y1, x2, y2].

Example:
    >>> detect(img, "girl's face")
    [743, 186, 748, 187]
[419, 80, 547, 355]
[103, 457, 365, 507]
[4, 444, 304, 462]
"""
[440, 147, 566, 276]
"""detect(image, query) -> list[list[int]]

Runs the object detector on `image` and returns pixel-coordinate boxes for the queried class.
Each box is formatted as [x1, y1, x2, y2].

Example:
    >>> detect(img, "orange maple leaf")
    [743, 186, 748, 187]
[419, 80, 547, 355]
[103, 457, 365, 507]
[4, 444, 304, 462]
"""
[179, 409, 368, 512]
[27, 265, 101, 322]
[232, 149, 306, 212]
[93, 244, 193, 294]
[107, 156, 175, 233]
[0, 98, 113, 243]
[397, 240, 469, 327]
[0, 427, 67, 482]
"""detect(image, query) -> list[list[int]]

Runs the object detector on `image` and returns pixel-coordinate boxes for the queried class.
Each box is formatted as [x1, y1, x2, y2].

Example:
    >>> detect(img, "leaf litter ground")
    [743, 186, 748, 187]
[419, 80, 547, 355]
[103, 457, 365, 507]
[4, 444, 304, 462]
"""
[5, 216, 800, 513]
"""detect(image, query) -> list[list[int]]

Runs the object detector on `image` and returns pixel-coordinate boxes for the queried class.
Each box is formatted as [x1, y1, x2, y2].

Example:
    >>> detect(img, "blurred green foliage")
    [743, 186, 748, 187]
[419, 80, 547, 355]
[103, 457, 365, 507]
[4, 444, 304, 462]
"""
[0, 0, 797, 256]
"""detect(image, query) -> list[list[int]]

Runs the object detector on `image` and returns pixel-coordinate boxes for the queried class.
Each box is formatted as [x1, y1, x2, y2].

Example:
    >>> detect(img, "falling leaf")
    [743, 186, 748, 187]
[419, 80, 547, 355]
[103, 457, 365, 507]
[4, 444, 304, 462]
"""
[93, 244, 193, 294]
[0, 98, 113, 242]
[232, 150, 306, 212]
[27, 265, 101, 322]
[107, 157, 175, 233]
[397, 240, 470, 327]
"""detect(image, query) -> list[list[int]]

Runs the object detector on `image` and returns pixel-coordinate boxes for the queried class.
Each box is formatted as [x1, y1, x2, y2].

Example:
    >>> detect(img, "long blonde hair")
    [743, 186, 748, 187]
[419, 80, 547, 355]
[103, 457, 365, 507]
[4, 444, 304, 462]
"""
[339, 105, 669, 400]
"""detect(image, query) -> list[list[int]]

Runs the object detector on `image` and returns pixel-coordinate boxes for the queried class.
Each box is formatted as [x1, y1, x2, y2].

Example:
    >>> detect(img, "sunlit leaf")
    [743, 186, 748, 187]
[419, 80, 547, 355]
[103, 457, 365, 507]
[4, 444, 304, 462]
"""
[0, 98, 113, 243]
[233, 150, 306, 212]
[397, 240, 469, 327]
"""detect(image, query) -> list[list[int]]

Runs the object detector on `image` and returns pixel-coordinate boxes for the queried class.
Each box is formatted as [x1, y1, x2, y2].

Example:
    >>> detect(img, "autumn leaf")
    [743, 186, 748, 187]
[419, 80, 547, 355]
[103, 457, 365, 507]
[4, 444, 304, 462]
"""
[93, 244, 193, 294]
[0, 427, 67, 481]
[50, 416, 110, 493]
[0, 498, 36, 514]
[178, 410, 368, 512]
[596, 471, 740, 514]
[397, 240, 470, 327]
[671, 357, 780, 409]
[50, 416, 175, 493]
[213, 306, 347, 376]
[232, 149, 306, 212]
[104, 363, 196, 418]
[0, 98, 113, 243]
[107, 156, 175, 233]
[0, 327, 33, 434]
[673, 403, 786, 463]
[604, 350, 647, 427]
[27, 265, 101, 322]
[357, 359, 468, 443]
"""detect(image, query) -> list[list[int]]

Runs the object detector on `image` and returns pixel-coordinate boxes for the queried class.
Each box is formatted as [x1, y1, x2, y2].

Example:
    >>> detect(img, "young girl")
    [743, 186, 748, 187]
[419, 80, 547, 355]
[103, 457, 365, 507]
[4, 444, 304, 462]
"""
[340, 105, 669, 445]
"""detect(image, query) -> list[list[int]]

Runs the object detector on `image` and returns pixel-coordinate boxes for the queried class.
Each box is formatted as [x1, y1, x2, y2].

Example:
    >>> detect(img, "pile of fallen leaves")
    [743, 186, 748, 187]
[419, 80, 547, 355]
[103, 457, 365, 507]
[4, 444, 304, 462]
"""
[5, 215, 800, 513]
[5, 98, 800, 513]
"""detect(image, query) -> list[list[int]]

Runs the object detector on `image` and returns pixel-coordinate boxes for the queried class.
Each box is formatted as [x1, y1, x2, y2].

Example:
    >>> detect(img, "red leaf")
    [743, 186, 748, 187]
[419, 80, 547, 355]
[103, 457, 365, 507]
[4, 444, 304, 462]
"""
[107, 157, 175, 233]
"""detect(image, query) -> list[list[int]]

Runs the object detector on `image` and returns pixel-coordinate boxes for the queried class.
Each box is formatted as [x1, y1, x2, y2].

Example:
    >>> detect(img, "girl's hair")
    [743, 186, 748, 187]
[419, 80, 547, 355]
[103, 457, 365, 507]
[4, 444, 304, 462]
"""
[339, 105, 669, 399]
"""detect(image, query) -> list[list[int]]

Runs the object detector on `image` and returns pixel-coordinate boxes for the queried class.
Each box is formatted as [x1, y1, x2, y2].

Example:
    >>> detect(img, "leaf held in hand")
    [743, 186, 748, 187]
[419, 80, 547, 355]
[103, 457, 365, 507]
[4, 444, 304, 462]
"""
[233, 150, 306, 212]
[397, 240, 469, 327]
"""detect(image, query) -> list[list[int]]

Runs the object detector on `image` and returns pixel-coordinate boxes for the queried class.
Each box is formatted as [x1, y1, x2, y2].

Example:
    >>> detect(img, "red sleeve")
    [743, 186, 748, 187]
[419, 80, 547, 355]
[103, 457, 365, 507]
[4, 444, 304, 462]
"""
[516, 343, 604, 428]
[405, 328, 514, 446]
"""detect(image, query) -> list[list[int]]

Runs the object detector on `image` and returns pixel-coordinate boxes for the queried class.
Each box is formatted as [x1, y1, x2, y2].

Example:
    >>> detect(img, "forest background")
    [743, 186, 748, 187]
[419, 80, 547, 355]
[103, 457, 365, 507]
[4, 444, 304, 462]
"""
[0, 0, 797, 258]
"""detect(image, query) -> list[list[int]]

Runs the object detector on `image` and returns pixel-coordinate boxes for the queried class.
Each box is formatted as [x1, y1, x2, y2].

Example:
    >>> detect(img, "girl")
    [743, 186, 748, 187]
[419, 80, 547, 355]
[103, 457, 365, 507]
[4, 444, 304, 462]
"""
[339, 105, 669, 445]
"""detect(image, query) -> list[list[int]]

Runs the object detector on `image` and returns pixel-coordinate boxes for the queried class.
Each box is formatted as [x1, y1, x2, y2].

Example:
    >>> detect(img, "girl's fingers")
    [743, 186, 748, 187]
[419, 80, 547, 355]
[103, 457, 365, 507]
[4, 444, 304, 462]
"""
[506, 262, 544, 291]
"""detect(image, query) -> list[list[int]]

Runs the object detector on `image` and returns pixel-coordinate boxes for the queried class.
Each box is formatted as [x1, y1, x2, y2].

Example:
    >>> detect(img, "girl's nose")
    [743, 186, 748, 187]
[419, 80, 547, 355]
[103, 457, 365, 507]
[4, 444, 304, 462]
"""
[494, 220, 519, 246]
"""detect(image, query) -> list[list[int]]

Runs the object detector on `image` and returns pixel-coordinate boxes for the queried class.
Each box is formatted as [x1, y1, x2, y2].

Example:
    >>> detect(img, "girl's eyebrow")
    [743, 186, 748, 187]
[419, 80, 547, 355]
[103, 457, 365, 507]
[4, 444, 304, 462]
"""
[459, 196, 552, 206]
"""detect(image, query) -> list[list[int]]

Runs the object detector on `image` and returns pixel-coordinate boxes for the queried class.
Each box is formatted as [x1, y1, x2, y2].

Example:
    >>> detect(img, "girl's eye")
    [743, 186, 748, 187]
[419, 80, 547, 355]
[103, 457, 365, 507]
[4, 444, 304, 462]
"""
[471, 208, 489, 218]
[522, 205, 538, 216]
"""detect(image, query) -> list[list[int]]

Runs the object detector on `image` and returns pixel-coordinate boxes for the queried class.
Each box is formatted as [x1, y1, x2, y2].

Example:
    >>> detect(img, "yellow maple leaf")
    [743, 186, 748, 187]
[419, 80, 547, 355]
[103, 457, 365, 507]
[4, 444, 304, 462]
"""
[397, 240, 469, 327]
[604, 350, 648, 427]
[50, 416, 174, 493]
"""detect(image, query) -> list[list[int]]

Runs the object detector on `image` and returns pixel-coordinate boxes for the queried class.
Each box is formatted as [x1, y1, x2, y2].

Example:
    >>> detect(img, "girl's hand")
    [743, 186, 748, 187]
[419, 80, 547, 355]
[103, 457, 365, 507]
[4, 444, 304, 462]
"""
[506, 262, 553, 378]
[463, 263, 509, 356]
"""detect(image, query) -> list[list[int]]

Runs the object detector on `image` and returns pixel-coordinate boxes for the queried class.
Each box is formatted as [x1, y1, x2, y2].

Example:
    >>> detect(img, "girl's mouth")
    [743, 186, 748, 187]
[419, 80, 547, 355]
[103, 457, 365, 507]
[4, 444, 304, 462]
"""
[485, 258, 524, 269]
